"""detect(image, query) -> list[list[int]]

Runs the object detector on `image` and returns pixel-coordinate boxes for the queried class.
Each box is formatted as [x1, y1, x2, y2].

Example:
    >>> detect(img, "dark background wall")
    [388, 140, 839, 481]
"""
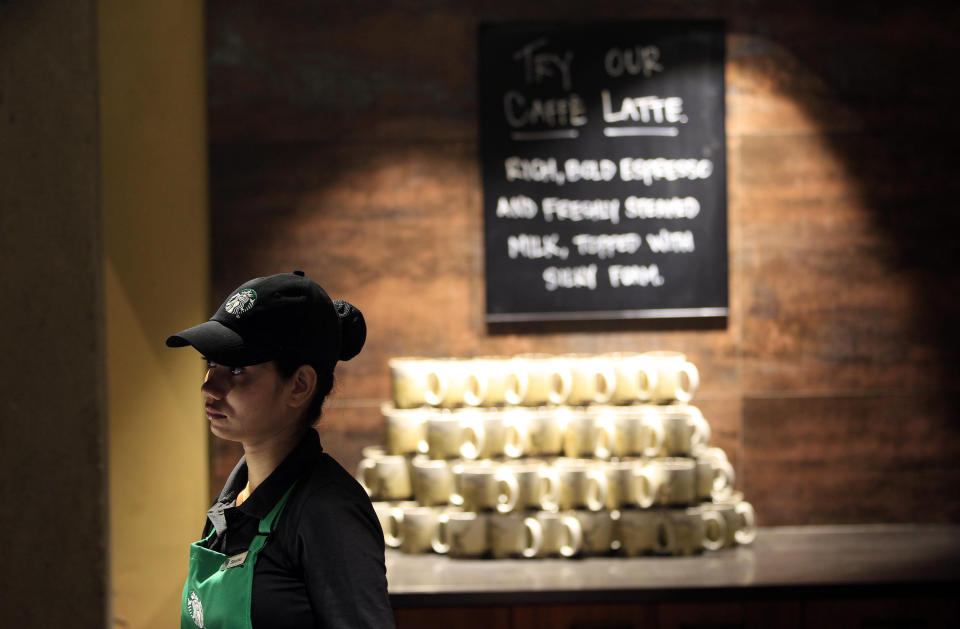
[204, 0, 960, 525]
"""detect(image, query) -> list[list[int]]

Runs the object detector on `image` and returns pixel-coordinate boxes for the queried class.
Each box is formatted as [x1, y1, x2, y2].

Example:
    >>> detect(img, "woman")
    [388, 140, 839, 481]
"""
[166, 270, 395, 628]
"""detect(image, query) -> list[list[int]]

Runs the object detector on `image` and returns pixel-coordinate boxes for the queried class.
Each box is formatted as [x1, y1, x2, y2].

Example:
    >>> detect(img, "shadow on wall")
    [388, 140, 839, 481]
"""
[202, 1, 960, 521]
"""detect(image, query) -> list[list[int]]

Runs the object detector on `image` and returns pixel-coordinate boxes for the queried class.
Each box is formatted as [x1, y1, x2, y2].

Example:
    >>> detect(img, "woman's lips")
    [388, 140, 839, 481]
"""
[205, 405, 227, 420]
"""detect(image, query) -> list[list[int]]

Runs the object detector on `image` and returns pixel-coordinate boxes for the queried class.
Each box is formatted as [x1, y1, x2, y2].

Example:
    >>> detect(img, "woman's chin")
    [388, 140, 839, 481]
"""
[208, 421, 241, 442]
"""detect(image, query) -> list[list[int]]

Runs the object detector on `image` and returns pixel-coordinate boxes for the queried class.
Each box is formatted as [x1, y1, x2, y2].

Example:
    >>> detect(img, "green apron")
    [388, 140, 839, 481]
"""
[181, 483, 296, 629]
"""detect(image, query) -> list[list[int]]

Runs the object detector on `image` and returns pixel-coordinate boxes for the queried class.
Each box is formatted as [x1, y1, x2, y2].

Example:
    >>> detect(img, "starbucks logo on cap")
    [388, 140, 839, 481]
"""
[224, 289, 257, 318]
[186, 590, 204, 627]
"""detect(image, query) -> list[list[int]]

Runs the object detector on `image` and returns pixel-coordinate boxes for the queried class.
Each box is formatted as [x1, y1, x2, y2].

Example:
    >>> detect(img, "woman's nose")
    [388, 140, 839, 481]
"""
[201, 369, 225, 399]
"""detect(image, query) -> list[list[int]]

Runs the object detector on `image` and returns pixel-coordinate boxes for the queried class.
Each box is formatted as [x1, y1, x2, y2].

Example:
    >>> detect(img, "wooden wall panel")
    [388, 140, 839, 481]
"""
[742, 394, 960, 525]
[395, 605, 512, 629]
[206, 1, 960, 523]
[512, 603, 657, 629]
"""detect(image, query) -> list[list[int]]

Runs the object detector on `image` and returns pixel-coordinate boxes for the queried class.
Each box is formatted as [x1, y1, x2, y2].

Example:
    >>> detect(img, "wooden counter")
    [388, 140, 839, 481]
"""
[388, 524, 960, 628]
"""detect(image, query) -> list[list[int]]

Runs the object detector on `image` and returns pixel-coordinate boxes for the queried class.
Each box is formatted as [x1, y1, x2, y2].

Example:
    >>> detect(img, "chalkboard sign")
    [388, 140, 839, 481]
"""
[479, 21, 727, 323]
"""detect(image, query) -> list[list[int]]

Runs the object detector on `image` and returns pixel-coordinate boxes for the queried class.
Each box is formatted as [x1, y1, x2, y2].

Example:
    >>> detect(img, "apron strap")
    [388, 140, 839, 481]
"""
[257, 481, 299, 537]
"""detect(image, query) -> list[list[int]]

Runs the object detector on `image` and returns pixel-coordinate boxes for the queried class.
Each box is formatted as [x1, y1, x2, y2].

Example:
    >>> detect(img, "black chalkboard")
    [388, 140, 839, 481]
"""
[479, 21, 727, 322]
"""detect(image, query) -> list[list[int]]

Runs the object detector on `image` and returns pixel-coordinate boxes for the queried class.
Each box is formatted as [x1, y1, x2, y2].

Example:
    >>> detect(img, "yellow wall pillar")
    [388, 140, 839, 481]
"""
[99, 1, 210, 627]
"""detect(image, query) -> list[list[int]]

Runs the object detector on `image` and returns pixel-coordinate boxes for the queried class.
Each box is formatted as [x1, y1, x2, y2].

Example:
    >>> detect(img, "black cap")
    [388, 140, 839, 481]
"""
[166, 270, 365, 371]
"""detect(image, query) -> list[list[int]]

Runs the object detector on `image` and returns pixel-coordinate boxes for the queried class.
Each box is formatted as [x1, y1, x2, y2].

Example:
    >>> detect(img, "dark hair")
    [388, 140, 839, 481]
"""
[275, 358, 334, 427]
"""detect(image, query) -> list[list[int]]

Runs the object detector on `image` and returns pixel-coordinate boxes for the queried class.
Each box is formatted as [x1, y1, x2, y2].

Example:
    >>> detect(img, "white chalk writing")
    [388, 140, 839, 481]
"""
[645, 229, 695, 253]
[620, 158, 713, 184]
[604, 45, 663, 78]
[505, 157, 565, 185]
[543, 265, 597, 291]
[542, 198, 620, 224]
[608, 264, 665, 287]
[624, 196, 700, 220]
[508, 233, 570, 260]
[571, 233, 642, 259]
[564, 158, 618, 183]
[512, 38, 575, 90]
[601, 91, 687, 125]
[504, 91, 587, 129]
[496, 195, 539, 219]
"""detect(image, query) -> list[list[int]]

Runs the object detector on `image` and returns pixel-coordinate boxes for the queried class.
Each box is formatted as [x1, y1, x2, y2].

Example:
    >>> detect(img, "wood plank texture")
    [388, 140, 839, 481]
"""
[206, 1, 960, 523]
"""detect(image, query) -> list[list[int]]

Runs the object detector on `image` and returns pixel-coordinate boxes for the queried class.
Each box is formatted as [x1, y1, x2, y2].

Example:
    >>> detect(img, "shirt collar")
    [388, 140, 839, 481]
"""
[207, 429, 324, 527]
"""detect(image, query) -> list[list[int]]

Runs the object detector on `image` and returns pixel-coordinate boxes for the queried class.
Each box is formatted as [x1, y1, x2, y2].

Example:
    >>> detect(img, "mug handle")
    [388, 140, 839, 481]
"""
[386, 507, 404, 549]
[674, 362, 700, 403]
[712, 459, 736, 500]
[503, 416, 528, 459]
[463, 370, 488, 407]
[522, 517, 543, 558]
[593, 364, 617, 405]
[459, 419, 485, 460]
[539, 468, 559, 511]
[641, 415, 665, 458]
[700, 509, 727, 551]
[635, 362, 659, 403]
[547, 366, 573, 405]
[734, 501, 757, 545]
[357, 458, 378, 498]
[448, 463, 464, 507]
[586, 470, 609, 512]
[560, 516, 583, 558]
[496, 469, 520, 514]
[690, 412, 711, 454]
[423, 368, 448, 407]
[504, 366, 528, 406]
[594, 416, 614, 460]
[652, 514, 675, 555]
[633, 466, 658, 509]
[431, 514, 451, 554]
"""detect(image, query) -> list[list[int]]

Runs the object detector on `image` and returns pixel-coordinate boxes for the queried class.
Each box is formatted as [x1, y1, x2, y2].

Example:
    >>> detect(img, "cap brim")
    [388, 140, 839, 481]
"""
[165, 320, 273, 367]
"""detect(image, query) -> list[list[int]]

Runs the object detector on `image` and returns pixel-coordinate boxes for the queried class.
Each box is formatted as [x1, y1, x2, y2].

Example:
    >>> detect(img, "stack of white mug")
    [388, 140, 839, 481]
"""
[360, 351, 756, 559]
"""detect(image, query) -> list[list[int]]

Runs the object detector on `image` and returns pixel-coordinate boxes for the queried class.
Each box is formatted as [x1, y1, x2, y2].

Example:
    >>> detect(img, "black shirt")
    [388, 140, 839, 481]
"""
[201, 429, 395, 628]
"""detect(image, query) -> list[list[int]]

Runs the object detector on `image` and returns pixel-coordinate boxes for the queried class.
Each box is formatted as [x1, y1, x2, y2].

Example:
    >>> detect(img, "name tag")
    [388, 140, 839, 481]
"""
[221, 551, 249, 570]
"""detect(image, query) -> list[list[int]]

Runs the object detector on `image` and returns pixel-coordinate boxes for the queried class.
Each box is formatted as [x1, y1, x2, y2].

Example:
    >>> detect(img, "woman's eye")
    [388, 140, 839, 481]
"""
[230, 366, 244, 375]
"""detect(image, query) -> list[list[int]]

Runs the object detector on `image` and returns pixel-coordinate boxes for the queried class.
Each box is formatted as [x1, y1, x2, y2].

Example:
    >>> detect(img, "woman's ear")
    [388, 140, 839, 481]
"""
[288, 364, 318, 409]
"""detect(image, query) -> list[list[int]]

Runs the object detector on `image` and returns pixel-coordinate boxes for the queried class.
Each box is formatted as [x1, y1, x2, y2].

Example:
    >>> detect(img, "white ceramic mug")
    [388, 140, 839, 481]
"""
[604, 459, 658, 510]
[534, 511, 583, 558]
[606, 352, 659, 404]
[562, 408, 614, 459]
[523, 408, 566, 457]
[565, 355, 617, 406]
[489, 513, 543, 558]
[502, 459, 559, 511]
[505, 354, 572, 406]
[605, 405, 664, 458]
[466, 357, 512, 406]
[357, 450, 412, 501]
[410, 456, 456, 507]
[642, 351, 699, 403]
[451, 462, 519, 514]
[571, 509, 616, 556]
[655, 507, 725, 555]
[399, 505, 444, 554]
[425, 412, 485, 460]
[651, 458, 697, 507]
[695, 452, 735, 501]
[382, 403, 428, 456]
[389, 357, 447, 408]
[617, 509, 673, 557]
[555, 458, 608, 512]
[657, 404, 711, 457]
[713, 492, 757, 545]
[372, 500, 415, 549]
[433, 509, 488, 557]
